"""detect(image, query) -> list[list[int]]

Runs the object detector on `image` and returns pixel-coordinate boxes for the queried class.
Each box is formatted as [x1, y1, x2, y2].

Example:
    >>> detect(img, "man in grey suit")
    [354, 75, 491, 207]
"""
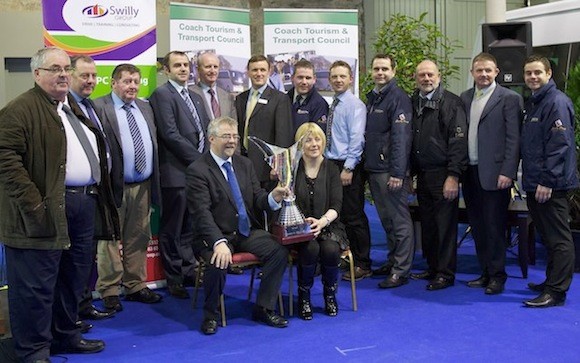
[149, 51, 211, 298]
[93, 63, 162, 312]
[190, 52, 236, 121]
[235, 54, 294, 190]
[460, 52, 522, 294]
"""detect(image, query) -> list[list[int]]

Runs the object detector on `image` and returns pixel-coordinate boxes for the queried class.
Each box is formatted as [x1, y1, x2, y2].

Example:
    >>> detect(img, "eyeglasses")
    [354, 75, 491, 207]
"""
[38, 66, 75, 74]
[216, 134, 241, 141]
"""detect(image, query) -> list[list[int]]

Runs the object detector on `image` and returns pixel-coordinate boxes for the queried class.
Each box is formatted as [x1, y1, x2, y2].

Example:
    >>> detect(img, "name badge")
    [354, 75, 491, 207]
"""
[297, 109, 309, 114]
[258, 98, 268, 105]
[373, 109, 384, 114]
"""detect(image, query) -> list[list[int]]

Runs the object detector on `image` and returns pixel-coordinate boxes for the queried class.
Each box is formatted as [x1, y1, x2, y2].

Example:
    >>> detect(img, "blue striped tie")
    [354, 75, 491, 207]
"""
[181, 88, 205, 152]
[223, 161, 250, 237]
[122, 104, 146, 173]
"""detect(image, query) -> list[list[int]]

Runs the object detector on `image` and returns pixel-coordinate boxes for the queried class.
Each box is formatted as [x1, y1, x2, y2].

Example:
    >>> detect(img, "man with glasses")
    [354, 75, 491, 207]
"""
[0, 47, 118, 362]
[186, 116, 289, 335]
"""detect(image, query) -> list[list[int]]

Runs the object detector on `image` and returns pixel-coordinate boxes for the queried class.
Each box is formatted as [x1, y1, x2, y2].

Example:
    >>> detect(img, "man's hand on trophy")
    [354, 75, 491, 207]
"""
[305, 217, 323, 237]
[271, 185, 290, 203]
[211, 242, 232, 269]
[269, 168, 279, 181]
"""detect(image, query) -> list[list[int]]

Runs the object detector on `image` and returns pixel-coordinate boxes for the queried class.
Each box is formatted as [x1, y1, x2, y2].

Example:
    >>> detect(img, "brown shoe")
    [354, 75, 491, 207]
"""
[342, 267, 372, 281]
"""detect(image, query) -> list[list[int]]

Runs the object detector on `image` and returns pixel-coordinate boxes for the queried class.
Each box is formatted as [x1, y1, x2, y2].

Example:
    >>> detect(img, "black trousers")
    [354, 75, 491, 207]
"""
[329, 160, 371, 270]
[527, 191, 575, 297]
[416, 169, 458, 280]
[5, 192, 97, 363]
[199, 229, 288, 320]
[463, 166, 510, 281]
[159, 187, 196, 286]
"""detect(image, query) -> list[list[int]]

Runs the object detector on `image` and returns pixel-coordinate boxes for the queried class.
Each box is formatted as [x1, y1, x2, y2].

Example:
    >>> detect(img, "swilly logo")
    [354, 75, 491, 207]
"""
[82, 5, 108, 18]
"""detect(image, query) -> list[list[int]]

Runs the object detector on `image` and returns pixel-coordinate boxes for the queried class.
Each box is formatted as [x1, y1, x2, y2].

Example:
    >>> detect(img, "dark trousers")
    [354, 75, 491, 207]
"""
[5, 192, 97, 363]
[463, 166, 510, 281]
[416, 169, 458, 281]
[199, 229, 288, 320]
[296, 237, 341, 289]
[527, 191, 575, 297]
[329, 160, 371, 270]
[159, 187, 196, 286]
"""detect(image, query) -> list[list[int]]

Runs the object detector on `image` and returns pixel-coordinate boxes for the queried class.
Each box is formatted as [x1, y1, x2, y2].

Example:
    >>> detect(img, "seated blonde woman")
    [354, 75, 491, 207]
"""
[293, 122, 348, 320]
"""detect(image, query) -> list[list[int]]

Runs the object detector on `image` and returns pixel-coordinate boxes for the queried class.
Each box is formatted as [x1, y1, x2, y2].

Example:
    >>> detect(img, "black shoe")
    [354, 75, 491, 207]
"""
[372, 264, 393, 276]
[323, 284, 338, 317]
[252, 307, 288, 328]
[524, 292, 565, 308]
[298, 298, 313, 320]
[485, 280, 505, 295]
[75, 320, 93, 334]
[103, 296, 123, 312]
[297, 289, 313, 321]
[79, 305, 116, 320]
[168, 284, 190, 299]
[410, 271, 435, 280]
[467, 276, 489, 288]
[125, 288, 162, 304]
[342, 267, 372, 281]
[201, 318, 218, 335]
[426, 277, 454, 291]
[227, 266, 244, 275]
[378, 274, 409, 289]
[527, 281, 546, 292]
[58, 339, 105, 354]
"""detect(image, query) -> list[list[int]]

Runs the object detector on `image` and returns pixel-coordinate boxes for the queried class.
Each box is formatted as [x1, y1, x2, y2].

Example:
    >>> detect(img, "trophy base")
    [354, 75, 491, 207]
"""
[271, 223, 315, 245]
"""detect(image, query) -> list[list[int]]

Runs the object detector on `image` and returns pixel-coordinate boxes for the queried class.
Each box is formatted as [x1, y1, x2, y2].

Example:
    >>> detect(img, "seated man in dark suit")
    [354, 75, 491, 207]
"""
[186, 116, 289, 335]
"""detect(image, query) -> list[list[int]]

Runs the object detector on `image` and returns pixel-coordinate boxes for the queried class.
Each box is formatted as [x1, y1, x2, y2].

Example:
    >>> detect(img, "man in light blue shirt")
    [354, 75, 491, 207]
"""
[324, 60, 372, 281]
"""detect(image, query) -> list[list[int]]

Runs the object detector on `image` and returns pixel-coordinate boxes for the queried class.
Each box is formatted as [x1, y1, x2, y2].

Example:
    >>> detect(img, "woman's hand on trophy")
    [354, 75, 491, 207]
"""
[305, 217, 323, 237]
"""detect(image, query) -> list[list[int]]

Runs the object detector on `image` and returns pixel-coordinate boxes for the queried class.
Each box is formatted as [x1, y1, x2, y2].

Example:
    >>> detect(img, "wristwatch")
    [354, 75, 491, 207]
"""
[343, 167, 353, 173]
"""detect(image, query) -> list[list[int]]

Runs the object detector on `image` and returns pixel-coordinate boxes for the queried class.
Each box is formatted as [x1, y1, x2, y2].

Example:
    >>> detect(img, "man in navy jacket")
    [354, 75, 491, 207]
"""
[364, 54, 414, 288]
[521, 55, 578, 308]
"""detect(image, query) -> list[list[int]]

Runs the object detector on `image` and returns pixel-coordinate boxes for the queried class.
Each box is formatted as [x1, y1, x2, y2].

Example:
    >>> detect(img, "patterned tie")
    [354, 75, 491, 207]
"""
[223, 161, 251, 237]
[122, 104, 147, 174]
[181, 88, 205, 152]
[62, 104, 101, 184]
[325, 97, 340, 151]
[243, 90, 259, 150]
[208, 88, 221, 118]
[475, 89, 484, 99]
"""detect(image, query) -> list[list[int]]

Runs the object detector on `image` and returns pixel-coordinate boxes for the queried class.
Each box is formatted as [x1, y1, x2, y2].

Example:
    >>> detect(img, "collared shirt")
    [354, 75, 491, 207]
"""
[209, 150, 281, 247]
[58, 99, 99, 186]
[468, 81, 496, 164]
[323, 90, 367, 170]
[168, 79, 188, 94]
[246, 84, 269, 111]
[112, 92, 154, 182]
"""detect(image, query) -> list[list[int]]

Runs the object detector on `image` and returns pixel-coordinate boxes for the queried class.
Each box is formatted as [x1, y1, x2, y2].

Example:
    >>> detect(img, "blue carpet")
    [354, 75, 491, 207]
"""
[10, 203, 580, 362]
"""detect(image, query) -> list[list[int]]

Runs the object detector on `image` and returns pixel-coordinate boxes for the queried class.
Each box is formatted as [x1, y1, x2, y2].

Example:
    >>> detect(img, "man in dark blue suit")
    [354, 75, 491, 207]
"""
[186, 116, 289, 335]
[460, 53, 522, 295]
[149, 51, 211, 299]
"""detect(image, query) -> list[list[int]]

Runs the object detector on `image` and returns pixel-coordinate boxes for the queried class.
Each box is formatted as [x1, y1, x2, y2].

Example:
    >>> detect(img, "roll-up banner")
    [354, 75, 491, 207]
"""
[170, 2, 251, 95]
[263, 8, 359, 98]
[42, 0, 157, 98]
